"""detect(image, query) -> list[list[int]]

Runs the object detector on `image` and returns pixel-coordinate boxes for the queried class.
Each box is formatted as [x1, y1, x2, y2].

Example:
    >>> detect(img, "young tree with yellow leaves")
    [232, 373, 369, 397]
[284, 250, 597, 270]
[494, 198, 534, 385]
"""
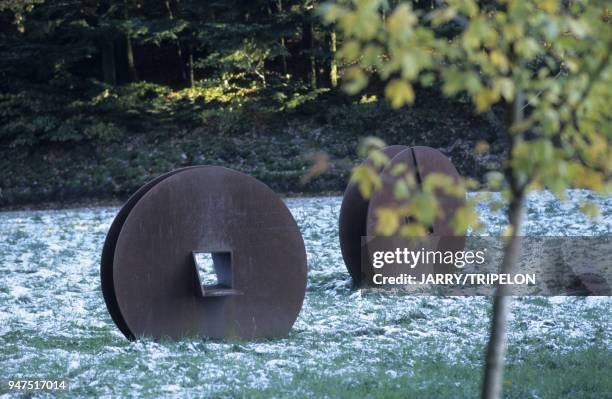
[323, 0, 610, 397]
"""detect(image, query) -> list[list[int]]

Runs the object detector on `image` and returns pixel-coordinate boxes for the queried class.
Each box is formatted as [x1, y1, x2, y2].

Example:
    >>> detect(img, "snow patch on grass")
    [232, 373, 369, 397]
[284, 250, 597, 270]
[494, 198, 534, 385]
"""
[0, 190, 610, 397]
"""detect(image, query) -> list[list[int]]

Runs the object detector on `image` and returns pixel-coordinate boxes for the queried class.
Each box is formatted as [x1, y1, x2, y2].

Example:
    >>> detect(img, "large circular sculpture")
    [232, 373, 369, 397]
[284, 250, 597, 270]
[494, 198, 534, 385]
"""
[101, 166, 307, 340]
[338, 145, 408, 283]
[339, 146, 465, 285]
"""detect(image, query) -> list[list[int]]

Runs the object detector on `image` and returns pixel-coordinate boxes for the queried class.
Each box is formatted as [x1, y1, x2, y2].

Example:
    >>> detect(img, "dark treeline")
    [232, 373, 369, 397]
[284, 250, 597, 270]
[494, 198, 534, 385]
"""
[1, 0, 338, 88]
[0, 0, 347, 145]
[1, 0, 341, 86]
[0, 1, 500, 206]
[0, 0, 470, 147]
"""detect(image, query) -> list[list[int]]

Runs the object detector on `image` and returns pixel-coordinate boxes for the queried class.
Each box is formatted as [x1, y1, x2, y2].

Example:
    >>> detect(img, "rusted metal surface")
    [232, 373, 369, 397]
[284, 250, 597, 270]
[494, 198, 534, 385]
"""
[338, 145, 409, 284]
[101, 168, 194, 340]
[367, 146, 464, 237]
[340, 146, 465, 284]
[410, 146, 464, 236]
[365, 147, 418, 236]
[102, 166, 307, 340]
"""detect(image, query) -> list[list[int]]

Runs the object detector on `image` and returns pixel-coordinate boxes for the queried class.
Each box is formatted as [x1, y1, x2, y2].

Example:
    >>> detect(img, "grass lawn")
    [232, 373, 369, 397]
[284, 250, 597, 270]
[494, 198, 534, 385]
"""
[0, 191, 610, 397]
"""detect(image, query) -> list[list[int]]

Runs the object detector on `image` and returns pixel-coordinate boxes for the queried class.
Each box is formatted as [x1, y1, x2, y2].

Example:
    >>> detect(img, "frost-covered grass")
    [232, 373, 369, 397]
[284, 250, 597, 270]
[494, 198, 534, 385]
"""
[0, 190, 610, 398]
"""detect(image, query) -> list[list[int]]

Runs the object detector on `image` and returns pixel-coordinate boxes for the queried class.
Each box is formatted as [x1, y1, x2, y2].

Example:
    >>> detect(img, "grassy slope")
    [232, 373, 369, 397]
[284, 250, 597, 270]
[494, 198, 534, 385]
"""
[237, 347, 612, 398]
[0, 85, 504, 208]
[2, 331, 608, 398]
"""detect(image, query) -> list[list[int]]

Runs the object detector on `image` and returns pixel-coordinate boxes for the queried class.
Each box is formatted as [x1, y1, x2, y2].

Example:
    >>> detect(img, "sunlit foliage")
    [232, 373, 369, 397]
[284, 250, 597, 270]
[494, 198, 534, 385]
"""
[324, 0, 611, 235]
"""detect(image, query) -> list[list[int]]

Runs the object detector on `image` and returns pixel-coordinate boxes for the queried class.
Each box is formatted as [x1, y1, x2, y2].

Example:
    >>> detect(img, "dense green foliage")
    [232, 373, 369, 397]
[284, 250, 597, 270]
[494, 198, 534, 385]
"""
[0, 0, 507, 206]
[326, 2, 610, 398]
[0, 1, 608, 209]
[0, 87, 500, 206]
[326, 0, 611, 233]
[0, 0, 340, 146]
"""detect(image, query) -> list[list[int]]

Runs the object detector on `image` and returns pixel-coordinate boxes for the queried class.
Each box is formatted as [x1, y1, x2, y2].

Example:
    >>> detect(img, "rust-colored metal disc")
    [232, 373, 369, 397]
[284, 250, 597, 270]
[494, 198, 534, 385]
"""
[104, 166, 307, 340]
[338, 145, 408, 284]
[365, 148, 417, 236]
[410, 146, 464, 236]
[101, 168, 197, 340]
[366, 147, 466, 275]
[340, 146, 465, 284]
[367, 146, 464, 237]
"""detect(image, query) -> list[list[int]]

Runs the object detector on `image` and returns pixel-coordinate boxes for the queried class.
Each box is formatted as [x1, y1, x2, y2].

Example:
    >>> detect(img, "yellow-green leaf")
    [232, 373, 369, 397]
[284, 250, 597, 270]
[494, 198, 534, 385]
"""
[375, 207, 400, 236]
[385, 79, 415, 108]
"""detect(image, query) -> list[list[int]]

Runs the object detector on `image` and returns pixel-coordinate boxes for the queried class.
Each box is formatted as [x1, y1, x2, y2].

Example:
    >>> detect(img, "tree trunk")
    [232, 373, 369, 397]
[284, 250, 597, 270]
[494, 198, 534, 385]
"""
[165, 0, 186, 82]
[125, 35, 138, 81]
[189, 50, 195, 87]
[309, 19, 317, 90]
[481, 91, 526, 399]
[277, 0, 288, 77]
[280, 36, 288, 77]
[176, 45, 186, 81]
[101, 39, 117, 85]
[124, 2, 138, 82]
[329, 29, 338, 88]
[480, 195, 525, 399]
[301, 10, 317, 89]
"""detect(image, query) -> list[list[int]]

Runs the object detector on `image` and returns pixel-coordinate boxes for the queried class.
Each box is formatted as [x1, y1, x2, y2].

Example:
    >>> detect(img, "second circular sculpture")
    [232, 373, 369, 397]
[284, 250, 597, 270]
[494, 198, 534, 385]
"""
[339, 146, 465, 284]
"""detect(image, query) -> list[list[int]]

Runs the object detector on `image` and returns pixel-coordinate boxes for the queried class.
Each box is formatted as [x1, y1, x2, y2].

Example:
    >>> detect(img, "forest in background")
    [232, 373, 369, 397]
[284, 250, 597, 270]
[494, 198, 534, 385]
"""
[0, 0, 503, 207]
